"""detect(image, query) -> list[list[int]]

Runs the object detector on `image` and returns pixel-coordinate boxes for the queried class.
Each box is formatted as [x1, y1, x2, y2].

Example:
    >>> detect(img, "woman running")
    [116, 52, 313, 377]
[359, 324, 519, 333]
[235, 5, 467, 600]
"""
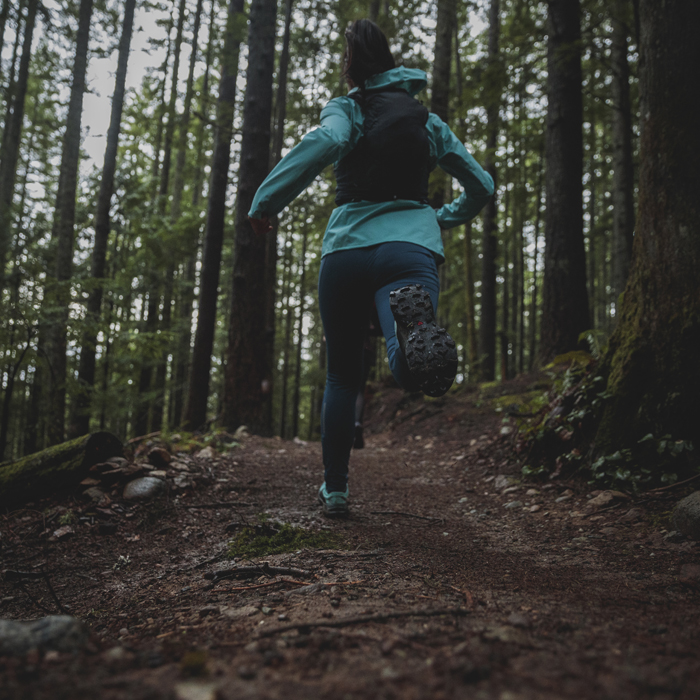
[249, 19, 494, 517]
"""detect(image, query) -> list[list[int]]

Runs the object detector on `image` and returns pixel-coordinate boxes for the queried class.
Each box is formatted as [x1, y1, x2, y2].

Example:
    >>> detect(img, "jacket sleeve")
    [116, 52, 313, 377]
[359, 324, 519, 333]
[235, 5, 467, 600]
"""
[427, 114, 495, 229]
[249, 98, 362, 219]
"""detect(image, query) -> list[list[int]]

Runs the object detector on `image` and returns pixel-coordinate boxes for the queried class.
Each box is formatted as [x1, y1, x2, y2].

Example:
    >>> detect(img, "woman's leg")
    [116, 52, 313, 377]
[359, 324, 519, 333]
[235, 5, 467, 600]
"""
[370, 242, 440, 391]
[318, 250, 373, 492]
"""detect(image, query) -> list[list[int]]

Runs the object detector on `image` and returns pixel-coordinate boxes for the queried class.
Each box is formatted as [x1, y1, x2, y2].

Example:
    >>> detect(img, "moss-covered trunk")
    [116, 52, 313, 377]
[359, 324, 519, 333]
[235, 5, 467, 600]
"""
[0, 432, 122, 508]
[595, 0, 700, 457]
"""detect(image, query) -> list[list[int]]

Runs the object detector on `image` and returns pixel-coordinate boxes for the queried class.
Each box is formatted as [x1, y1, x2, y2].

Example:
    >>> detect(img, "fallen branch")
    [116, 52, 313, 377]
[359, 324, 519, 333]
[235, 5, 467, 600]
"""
[204, 562, 314, 583]
[643, 473, 700, 494]
[224, 578, 307, 592]
[127, 430, 161, 445]
[258, 606, 469, 638]
[370, 511, 441, 522]
[181, 501, 253, 509]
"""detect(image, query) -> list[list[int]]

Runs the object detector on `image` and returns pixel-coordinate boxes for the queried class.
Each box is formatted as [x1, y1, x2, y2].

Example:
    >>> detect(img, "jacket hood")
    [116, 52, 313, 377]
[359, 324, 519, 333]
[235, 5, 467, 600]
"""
[358, 67, 428, 97]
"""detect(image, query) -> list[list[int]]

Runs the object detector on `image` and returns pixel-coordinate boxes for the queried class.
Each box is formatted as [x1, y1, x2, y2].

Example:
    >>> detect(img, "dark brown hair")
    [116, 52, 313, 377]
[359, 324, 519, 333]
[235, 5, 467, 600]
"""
[342, 19, 396, 88]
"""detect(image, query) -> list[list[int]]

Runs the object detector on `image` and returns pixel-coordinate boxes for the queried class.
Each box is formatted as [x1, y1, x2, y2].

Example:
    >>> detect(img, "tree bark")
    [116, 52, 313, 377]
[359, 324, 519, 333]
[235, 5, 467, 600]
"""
[478, 0, 500, 381]
[594, 0, 700, 455]
[539, 0, 590, 363]
[610, 0, 635, 305]
[462, 222, 477, 378]
[291, 227, 308, 438]
[43, 0, 95, 446]
[0, 0, 38, 296]
[181, 0, 246, 431]
[0, 432, 122, 509]
[222, 0, 277, 435]
[71, 0, 136, 439]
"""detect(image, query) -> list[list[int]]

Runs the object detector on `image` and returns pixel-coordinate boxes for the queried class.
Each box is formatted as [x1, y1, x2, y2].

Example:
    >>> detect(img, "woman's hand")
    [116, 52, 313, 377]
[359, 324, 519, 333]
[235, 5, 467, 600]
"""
[249, 215, 272, 236]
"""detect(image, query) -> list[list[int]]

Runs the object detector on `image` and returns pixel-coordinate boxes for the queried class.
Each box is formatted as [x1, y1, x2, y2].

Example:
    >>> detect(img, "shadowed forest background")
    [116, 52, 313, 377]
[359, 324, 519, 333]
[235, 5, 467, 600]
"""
[0, 0, 696, 481]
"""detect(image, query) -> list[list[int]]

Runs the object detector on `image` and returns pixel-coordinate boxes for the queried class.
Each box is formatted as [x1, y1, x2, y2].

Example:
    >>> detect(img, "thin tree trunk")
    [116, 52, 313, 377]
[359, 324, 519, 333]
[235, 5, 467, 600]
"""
[182, 0, 246, 431]
[263, 0, 293, 433]
[70, 0, 136, 438]
[291, 227, 307, 438]
[528, 153, 544, 372]
[43, 0, 95, 446]
[611, 0, 635, 304]
[0, 0, 38, 296]
[222, 0, 278, 435]
[134, 289, 159, 437]
[278, 229, 294, 438]
[463, 222, 477, 378]
[539, 0, 590, 363]
[478, 0, 500, 381]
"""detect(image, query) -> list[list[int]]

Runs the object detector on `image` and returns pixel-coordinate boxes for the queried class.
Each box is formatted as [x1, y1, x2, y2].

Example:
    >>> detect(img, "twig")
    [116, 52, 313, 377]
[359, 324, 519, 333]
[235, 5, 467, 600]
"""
[258, 607, 470, 638]
[204, 562, 314, 583]
[224, 578, 307, 592]
[643, 473, 700, 494]
[127, 430, 161, 444]
[370, 511, 441, 522]
[450, 585, 474, 609]
[43, 575, 69, 614]
[181, 501, 253, 509]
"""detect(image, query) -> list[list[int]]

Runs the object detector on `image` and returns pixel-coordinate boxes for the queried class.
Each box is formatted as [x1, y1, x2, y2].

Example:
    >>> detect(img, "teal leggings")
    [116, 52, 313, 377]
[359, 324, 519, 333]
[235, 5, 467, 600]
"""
[318, 242, 439, 491]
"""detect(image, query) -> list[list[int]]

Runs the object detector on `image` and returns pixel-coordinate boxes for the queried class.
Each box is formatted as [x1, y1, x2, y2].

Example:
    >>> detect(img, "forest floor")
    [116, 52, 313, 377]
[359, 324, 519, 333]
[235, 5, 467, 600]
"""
[2, 374, 700, 700]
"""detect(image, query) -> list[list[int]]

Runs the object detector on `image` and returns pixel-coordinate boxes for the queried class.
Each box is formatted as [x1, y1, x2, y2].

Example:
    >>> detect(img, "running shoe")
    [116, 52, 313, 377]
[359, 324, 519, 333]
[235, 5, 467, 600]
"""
[318, 483, 349, 517]
[389, 283, 458, 397]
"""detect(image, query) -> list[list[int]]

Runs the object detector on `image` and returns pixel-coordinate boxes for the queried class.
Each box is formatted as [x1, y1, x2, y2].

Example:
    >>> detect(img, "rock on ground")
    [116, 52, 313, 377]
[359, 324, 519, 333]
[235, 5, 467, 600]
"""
[671, 490, 700, 540]
[123, 476, 166, 502]
[0, 616, 88, 655]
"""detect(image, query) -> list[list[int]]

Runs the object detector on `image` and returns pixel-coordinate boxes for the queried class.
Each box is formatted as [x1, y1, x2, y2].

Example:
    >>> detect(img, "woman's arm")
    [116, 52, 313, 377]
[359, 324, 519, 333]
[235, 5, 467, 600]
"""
[427, 114, 495, 229]
[249, 98, 362, 220]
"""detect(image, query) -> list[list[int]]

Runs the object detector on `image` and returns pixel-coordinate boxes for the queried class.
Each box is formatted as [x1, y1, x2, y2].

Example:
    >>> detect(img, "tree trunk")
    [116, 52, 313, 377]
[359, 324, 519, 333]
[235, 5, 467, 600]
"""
[171, 0, 219, 427]
[0, 431, 122, 509]
[610, 0, 635, 305]
[71, 0, 136, 439]
[0, 0, 38, 295]
[181, 0, 246, 431]
[539, 0, 590, 363]
[222, 0, 277, 435]
[291, 227, 308, 438]
[478, 0, 500, 381]
[43, 0, 95, 446]
[594, 0, 700, 455]
[462, 222, 477, 378]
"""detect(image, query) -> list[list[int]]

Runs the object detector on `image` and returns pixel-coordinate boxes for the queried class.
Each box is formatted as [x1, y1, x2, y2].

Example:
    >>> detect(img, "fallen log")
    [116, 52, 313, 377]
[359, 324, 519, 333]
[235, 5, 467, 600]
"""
[0, 432, 122, 508]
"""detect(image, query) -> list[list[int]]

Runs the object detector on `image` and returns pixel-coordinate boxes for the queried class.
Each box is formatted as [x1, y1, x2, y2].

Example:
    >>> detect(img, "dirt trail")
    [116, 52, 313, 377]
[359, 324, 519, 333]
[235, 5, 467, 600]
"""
[2, 379, 699, 699]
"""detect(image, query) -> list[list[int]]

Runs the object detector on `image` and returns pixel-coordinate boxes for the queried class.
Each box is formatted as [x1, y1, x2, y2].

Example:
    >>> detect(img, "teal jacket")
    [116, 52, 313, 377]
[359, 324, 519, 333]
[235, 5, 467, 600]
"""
[249, 67, 494, 261]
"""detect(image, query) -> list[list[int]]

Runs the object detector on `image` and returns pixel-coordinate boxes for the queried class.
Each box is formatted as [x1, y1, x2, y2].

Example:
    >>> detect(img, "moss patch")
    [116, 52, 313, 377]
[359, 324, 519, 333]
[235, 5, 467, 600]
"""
[228, 518, 341, 559]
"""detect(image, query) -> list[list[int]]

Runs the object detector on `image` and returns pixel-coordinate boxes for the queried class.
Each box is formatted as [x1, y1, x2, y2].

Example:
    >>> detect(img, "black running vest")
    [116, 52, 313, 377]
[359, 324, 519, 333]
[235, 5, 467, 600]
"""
[334, 88, 430, 206]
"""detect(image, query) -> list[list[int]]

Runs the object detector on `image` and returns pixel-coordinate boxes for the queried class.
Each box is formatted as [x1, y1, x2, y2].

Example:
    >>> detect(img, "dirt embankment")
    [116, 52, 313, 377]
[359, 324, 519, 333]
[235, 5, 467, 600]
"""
[1, 377, 699, 699]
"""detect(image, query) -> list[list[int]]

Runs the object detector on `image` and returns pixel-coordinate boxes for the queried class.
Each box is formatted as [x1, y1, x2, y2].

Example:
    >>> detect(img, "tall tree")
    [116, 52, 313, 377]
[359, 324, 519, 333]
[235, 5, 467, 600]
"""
[539, 0, 589, 363]
[71, 0, 137, 438]
[594, 0, 700, 456]
[181, 0, 246, 431]
[221, 0, 277, 434]
[43, 0, 95, 445]
[0, 0, 38, 296]
[610, 0, 635, 304]
[478, 0, 500, 380]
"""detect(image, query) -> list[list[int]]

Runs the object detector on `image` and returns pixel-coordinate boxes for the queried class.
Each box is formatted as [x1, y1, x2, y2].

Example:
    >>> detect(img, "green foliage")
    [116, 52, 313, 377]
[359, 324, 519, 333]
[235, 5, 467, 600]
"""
[228, 517, 341, 559]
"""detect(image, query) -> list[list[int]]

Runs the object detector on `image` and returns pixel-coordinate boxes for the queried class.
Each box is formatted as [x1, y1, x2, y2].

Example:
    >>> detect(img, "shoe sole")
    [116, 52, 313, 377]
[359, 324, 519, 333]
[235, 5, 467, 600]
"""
[318, 493, 349, 518]
[389, 284, 458, 397]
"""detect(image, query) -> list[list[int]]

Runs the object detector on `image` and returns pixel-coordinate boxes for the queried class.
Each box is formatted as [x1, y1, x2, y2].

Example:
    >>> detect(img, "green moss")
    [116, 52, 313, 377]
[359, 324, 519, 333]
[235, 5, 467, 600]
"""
[228, 519, 341, 559]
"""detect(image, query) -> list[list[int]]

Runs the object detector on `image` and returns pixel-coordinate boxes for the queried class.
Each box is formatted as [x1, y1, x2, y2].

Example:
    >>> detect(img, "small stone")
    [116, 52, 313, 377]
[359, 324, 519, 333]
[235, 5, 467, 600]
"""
[196, 446, 217, 460]
[83, 487, 110, 505]
[0, 616, 89, 655]
[233, 425, 250, 440]
[529, 505, 541, 513]
[148, 447, 172, 468]
[104, 646, 128, 662]
[587, 491, 616, 509]
[221, 605, 259, 620]
[526, 488, 539, 496]
[504, 501, 523, 510]
[671, 491, 700, 541]
[149, 470, 167, 478]
[261, 607, 272, 615]
[174, 681, 218, 700]
[507, 613, 530, 628]
[171, 461, 190, 472]
[123, 476, 166, 502]
[555, 495, 572, 503]
[619, 507, 644, 522]
[277, 613, 287, 621]
[52, 525, 74, 539]
[679, 564, 700, 587]
[500, 426, 513, 436]
[493, 475, 511, 490]
[502, 486, 520, 495]
[119, 628, 129, 637]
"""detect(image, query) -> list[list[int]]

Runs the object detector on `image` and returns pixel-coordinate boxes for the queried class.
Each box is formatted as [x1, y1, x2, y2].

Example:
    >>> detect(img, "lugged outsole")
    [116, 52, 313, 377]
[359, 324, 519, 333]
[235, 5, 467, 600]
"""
[389, 284, 458, 397]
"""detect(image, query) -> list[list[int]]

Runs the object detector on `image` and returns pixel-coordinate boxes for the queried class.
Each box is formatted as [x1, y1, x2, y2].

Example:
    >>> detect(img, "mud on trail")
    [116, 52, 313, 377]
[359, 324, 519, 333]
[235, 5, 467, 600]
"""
[2, 377, 700, 699]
